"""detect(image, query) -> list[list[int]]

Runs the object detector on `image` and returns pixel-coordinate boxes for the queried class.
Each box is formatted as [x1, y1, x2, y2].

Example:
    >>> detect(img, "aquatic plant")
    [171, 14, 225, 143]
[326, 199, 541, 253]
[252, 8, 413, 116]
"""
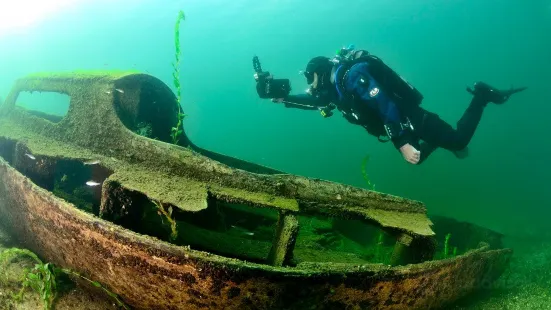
[136, 122, 153, 138]
[17, 263, 57, 309]
[361, 155, 376, 190]
[153, 200, 178, 241]
[53, 181, 94, 214]
[443, 233, 452, 258]
[170, 10, 187, 145]
[0, 248, 58, 309]
[0, 247, 129, 310]
[59, 267, 129, 309]
[374, 231, 384, 262]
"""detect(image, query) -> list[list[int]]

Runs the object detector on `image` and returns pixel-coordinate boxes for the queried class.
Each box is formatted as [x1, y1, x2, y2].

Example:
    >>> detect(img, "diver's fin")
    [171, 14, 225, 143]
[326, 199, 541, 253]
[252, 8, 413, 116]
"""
[466, 82, 527, 104]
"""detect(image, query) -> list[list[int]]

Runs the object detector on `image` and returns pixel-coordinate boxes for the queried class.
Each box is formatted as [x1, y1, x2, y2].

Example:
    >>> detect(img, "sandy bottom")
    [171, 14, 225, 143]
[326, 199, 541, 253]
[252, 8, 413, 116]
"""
[450, 235, 551, 309]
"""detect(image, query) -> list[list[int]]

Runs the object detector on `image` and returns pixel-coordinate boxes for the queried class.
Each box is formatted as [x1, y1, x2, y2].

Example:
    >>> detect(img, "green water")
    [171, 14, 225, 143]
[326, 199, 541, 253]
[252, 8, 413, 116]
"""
[0, 0, 550, 309]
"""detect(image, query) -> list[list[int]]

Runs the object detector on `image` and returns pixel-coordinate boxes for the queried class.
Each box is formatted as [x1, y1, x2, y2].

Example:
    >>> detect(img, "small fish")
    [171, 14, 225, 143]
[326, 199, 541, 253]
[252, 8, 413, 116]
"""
[105, 91, 112, 94]
[229, 225, 254, 236]
[61, 174, 68, 182]
[24, 153, 36, 160]
[115, 88, 124, 94]
[84, 159, 101, 165]
[86, 181, 101, 186]
[168, 206, 173, 216]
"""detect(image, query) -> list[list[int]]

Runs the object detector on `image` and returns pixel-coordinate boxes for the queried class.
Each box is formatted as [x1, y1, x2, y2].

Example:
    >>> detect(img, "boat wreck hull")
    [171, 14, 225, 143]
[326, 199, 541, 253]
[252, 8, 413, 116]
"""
[0, 158, 512, 310]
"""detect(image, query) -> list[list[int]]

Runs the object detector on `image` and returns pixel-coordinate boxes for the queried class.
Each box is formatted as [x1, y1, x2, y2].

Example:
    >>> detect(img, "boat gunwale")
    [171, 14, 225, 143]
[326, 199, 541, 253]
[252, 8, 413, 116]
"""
[0, 156, 510, 277]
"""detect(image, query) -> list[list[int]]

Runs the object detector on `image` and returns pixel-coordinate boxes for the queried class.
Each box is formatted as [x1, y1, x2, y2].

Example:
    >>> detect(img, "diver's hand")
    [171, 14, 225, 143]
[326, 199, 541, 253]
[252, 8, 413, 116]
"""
[271, 98, 284, 103]
[400, 144, 420, 164]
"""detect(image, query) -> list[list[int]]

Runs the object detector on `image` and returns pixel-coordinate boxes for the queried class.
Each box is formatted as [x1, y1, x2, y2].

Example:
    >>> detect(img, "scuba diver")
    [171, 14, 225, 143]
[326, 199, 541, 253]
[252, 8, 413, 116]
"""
[252, 45, 527, 164]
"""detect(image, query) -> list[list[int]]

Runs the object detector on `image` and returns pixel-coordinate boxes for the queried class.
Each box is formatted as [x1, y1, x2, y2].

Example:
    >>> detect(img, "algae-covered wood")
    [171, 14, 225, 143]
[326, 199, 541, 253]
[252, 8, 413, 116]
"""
[0, 71, 434, 238]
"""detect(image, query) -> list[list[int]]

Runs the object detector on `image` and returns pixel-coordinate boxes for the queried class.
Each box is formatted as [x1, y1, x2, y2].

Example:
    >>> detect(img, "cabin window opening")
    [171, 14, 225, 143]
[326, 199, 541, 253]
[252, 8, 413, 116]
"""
[15, 91, 70, 123]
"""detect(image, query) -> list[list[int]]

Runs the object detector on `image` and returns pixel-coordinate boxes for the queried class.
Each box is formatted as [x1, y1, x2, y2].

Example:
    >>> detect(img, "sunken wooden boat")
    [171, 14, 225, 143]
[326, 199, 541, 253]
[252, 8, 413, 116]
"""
[0, 71, 512, 310]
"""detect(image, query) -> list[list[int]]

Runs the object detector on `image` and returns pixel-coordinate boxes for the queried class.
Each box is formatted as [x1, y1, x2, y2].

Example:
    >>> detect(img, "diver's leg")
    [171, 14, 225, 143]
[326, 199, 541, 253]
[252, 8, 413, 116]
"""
[417, 141, 438, 164]
[402, 107, 442, 164]
[417, 82, 527, 154]
[453, 96, 487, 149]
[416, 102, 482, 153]
[416, 138, 468, 165]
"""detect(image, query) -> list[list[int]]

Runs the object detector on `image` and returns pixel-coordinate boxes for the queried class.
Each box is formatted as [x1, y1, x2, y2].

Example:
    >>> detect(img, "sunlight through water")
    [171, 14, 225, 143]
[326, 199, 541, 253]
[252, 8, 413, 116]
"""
[0, 0, 81, 36]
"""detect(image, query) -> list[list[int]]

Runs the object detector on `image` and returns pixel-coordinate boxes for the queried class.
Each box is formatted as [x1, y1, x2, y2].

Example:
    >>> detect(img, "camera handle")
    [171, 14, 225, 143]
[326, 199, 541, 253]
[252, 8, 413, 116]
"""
[253, 56, 263, 74]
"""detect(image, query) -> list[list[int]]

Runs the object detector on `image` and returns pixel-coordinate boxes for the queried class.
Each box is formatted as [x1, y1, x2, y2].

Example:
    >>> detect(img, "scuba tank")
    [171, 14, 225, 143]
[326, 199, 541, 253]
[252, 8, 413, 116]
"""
[331, 45, 424, 106]
[326, 45, 423, 142]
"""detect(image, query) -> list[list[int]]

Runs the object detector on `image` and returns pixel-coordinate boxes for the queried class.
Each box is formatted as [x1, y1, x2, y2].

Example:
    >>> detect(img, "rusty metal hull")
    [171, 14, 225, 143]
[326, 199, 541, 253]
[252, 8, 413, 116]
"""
[0, 158, 511, 310]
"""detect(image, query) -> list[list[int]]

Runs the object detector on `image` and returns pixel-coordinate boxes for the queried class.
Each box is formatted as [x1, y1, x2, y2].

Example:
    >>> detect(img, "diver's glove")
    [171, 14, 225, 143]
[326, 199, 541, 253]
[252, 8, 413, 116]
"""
[466, 82, 527, 104]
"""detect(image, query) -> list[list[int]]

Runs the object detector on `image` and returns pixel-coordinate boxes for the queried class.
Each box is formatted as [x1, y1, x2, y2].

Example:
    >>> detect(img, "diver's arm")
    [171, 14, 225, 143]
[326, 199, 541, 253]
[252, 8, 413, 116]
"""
[275, 94, 329, 111]
[390, 130, 416, 150]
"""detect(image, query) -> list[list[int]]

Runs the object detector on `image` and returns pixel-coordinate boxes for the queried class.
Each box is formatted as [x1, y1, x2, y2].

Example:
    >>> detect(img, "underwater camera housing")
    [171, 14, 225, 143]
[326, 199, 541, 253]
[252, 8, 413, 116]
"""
[253, 56, 291, 99]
